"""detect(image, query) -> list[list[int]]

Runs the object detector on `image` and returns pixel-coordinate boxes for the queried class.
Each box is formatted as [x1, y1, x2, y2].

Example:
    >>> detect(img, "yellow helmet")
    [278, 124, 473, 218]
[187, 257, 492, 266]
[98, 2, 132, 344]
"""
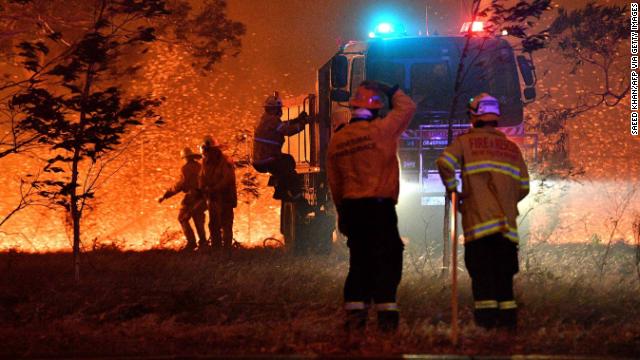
[468, 93, 500, 122]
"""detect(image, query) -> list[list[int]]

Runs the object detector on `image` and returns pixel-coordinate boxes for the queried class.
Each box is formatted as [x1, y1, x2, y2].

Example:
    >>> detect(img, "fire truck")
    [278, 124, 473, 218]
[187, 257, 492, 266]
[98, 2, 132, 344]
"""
[277, 21, 537, 254]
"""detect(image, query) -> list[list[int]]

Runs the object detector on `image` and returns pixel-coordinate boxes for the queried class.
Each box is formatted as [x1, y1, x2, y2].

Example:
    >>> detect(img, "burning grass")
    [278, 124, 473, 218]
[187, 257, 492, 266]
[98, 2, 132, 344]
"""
[0, 242, 639, 358]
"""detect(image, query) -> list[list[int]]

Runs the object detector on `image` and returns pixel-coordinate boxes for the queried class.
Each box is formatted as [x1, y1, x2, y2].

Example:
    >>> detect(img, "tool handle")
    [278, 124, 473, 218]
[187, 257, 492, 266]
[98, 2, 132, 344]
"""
[450, 191, 459, 345]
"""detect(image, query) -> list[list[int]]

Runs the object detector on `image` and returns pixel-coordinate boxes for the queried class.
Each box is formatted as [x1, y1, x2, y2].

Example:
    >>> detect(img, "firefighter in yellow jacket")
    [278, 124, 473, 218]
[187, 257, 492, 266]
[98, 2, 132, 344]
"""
[200, 135, 237, 250]
[327, 80, 417, 332]
[158, 147, 207, 251]
[436, 93, 529, 330]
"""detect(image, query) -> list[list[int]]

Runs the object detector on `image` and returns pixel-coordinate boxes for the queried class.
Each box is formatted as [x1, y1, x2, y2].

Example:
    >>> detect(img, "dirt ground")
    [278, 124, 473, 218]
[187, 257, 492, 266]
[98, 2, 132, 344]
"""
[0, 243, 638, 358]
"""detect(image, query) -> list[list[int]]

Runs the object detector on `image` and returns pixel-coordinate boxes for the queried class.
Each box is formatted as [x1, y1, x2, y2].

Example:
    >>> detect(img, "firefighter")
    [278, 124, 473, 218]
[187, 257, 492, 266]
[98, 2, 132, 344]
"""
[199, 135, 237, 251]
[327, 80, 417, 332]
[252, 92, 310, 203]
[158, 147, 207, 251]
[436, 93, 530, 330]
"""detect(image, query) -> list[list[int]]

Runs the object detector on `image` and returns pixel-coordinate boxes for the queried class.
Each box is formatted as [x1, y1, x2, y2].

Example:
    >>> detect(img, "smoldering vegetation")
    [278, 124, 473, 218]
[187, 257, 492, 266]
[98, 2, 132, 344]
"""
[0, 242, 638, 358]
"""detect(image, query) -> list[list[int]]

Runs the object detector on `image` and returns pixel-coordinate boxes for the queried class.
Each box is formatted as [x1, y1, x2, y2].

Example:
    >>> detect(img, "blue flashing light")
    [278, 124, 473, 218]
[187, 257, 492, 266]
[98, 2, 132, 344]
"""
[376, 22, 393, 34]
[369, 20, 407, 39]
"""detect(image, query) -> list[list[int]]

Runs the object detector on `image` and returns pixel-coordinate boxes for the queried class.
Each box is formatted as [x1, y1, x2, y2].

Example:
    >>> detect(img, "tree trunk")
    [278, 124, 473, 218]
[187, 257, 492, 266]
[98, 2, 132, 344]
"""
[442, 0, 481, 279]
[70, 58, 95, 282]
[247, 200, 252, 244]
[70, 144, 82, 283]
[442, 0, 481, 277]
[72, 203, 81, 283]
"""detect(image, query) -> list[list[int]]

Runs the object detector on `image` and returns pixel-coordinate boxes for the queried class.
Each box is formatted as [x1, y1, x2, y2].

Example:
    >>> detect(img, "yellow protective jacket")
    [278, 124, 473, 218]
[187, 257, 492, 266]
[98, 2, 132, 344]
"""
[436, 127, 529, 244]
[200, 148, 238, 207]
[327, 89, 417, 206]
[252, 112, 306, 165]
[163, 159, 203, 206]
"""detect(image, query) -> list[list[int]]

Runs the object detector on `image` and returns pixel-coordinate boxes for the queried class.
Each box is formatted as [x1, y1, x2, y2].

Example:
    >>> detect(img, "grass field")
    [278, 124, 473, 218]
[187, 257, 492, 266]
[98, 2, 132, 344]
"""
[0, 242, 639, 358]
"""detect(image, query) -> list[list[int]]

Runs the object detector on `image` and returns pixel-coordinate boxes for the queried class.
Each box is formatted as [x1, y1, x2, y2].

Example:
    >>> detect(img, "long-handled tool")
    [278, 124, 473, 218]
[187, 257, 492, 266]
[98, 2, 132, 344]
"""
[450, 191, 459, 345]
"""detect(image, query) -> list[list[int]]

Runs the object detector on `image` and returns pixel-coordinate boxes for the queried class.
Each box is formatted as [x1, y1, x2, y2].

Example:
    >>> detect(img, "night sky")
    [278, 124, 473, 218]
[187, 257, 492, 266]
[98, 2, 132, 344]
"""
[217, 0, 626, 98]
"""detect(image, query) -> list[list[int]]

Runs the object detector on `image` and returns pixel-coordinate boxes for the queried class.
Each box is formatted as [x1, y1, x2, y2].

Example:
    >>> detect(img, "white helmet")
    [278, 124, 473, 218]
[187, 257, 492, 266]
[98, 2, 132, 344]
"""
[180, 147, 201, 159]
[468, 93, 500, 122]
[264, 91, 283, 108]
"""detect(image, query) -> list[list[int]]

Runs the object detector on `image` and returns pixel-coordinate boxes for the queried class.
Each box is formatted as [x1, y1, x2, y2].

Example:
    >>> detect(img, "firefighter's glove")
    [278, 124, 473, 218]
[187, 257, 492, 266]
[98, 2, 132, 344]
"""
[298, 111, 309, 123]
[361, 80, 398, 99]
[447, 191, 463, 212]
[378, 83, 399, 99]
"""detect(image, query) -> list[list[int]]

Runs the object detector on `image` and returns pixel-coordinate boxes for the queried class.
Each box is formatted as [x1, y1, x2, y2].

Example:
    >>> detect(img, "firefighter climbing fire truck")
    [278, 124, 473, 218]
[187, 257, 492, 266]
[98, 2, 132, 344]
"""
[277, 21, 537, 253]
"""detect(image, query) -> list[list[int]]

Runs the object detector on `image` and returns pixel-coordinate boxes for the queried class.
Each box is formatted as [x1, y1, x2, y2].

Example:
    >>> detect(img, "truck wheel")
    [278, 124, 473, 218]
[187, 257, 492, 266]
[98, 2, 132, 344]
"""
[311, 212, 335, 255]
[281, 202, 336, 255]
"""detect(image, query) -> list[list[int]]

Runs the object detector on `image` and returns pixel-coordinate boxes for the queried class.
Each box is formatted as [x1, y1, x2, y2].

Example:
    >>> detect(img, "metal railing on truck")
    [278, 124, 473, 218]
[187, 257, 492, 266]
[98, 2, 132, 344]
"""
[281, 94, 319, 174]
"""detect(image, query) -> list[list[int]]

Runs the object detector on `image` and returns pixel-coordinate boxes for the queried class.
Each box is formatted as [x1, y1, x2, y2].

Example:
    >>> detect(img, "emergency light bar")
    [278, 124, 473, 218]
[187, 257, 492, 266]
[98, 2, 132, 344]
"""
[460, 21, 485, 33]
[369, 22, 405, 38]
[376, 22, 393, 34]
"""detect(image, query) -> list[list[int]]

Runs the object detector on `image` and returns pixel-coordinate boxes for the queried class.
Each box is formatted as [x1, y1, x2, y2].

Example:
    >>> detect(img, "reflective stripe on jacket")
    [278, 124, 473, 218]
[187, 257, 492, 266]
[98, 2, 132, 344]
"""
[436, 127, 529, 244]
[327, 89, 417, 206]
[252, 112, 306, 163]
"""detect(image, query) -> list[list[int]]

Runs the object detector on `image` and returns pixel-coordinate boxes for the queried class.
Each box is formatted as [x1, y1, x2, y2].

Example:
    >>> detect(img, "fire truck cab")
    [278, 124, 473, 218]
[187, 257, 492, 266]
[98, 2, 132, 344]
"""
[280, 24, 537, 252]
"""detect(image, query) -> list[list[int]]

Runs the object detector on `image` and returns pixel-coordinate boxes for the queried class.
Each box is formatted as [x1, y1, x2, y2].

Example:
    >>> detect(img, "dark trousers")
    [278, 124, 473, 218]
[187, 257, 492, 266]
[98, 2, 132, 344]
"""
[178, 195, 206, 249]
[338, 198, 403, 330]
[253, 154, 302, 199]
[207, 198, 234, 249]
[464, 233, 519, 329]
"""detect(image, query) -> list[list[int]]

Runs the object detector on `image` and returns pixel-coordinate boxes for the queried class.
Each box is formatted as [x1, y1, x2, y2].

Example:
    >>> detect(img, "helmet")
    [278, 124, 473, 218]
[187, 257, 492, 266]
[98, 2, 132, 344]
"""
[468, 93, 500, 122]
[180, 147, 200, 159]
[201, 135, 220, 149]
[264, 91, 283, 108]
[349, 85, 384, 109]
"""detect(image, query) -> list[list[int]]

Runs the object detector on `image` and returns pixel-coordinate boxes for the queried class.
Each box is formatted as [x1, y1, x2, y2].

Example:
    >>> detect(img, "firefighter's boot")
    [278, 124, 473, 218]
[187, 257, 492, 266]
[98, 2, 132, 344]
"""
[197, 239, 209, 251]
[474, 308, 499, 329]
[377, 311, 399, 333]
[183, 241, 196, 252]
[179, 217, 197, 252]
[344, 309, 367, 332]
[498, 308, 517, 331]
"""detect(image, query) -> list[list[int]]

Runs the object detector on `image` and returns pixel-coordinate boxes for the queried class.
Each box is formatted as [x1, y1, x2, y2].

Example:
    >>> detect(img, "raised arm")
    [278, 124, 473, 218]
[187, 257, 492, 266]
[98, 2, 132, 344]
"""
[376, 88, 417, 140]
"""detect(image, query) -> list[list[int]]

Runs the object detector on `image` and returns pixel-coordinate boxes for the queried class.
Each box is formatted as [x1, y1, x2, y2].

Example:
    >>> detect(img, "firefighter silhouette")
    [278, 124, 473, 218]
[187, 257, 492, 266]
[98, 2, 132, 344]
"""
[158, 147, 207, 251]
[199, 135, 237, 251]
